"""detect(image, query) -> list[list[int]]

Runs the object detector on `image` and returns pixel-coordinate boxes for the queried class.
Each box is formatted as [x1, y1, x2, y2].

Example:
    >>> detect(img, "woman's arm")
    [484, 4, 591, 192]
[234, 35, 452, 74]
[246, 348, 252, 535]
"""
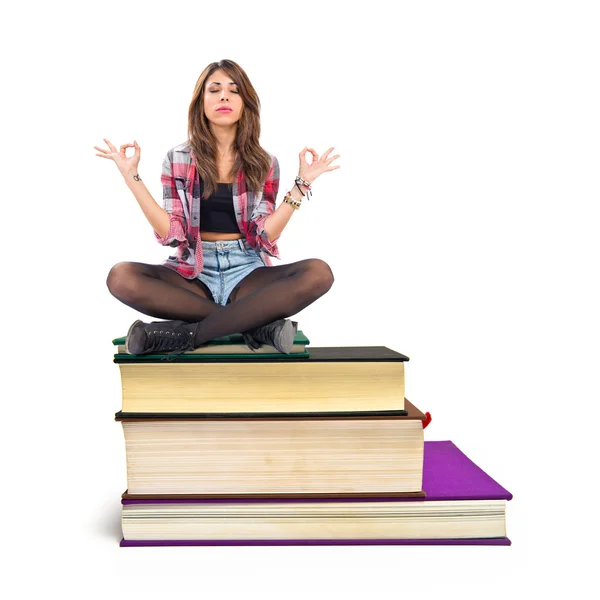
[262, 183, 306, 242]
[122, 168, 172, 240]
[262, 146, 341, 246]
[248, 155, 281, 257]
[126, 152, 189, 247]
[249, 155, 308, 257]
[95, 139, 189, 245]
[152, 154, 189, 246]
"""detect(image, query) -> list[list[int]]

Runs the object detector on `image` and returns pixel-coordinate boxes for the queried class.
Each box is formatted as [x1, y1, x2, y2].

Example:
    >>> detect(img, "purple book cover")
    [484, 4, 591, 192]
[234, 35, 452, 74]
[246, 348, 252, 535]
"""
[120, 538, 510, 546]
[120, 440, 512, 546]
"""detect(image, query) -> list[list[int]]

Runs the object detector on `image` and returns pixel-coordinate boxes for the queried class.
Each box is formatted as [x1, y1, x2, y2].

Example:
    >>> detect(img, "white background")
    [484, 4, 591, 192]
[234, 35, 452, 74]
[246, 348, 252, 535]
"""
[2, 0, 598, 597]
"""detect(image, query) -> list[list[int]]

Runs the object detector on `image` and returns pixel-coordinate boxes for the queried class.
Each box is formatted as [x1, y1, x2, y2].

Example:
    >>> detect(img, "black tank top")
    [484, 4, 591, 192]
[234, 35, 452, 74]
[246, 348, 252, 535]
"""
[199, 181, 239, 233]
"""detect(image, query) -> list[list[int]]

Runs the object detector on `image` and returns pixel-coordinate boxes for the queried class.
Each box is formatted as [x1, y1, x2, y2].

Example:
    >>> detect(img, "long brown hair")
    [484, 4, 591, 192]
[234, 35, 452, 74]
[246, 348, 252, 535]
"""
[187, 59, 272, 200]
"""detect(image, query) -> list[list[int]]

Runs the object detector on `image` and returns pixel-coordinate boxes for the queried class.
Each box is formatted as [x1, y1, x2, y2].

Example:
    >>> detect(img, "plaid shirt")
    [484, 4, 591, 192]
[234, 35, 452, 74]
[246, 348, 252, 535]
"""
[155, 141, 281, 278]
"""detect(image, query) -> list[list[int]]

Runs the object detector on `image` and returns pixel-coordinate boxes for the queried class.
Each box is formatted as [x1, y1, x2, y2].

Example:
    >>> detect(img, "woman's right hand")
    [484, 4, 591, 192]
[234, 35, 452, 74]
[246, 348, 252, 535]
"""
[94, 138, 141, 178]
[298, 146, 340, 185]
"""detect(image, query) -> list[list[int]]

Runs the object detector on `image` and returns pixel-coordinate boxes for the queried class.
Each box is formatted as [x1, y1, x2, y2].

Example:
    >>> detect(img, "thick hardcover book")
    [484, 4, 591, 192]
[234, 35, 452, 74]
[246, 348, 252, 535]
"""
[115, 346, 409, 415]
[118, 409, 428, 500]
[116, 399, 426, 497]
[119, 440, 512, 546]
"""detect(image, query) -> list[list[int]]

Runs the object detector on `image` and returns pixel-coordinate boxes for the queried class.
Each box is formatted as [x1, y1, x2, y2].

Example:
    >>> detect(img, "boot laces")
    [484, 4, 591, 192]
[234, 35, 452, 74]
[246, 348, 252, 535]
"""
[143, 325, 195, 361]
[249, 321, 280, 345]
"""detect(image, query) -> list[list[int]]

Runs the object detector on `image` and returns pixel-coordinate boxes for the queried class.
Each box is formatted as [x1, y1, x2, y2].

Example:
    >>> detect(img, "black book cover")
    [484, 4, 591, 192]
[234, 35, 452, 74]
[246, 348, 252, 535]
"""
[114, 345, 410, 364]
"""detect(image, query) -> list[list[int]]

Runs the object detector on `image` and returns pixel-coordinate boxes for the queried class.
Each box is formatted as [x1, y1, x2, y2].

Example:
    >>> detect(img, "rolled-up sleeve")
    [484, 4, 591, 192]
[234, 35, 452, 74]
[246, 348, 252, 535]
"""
[249, 154, 280, 258]
[154, 154, 189, 248]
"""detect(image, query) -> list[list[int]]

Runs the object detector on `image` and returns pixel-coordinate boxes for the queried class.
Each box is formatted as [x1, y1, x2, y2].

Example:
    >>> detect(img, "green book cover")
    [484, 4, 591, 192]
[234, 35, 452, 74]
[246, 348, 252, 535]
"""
[112, 330, 310, 347]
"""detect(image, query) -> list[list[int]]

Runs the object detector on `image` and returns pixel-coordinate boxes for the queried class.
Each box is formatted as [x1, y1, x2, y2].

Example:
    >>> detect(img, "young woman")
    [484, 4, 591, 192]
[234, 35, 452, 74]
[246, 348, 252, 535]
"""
[95, 59, 340, 358]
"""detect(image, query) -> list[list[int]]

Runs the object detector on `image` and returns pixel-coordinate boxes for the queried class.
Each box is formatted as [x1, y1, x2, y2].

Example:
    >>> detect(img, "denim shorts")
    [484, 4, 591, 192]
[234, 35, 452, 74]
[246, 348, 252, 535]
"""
[197, 238, 265, 306]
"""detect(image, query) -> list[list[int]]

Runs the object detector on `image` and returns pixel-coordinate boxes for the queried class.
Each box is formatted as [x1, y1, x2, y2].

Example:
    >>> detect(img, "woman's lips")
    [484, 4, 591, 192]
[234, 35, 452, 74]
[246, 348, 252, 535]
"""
[217, 108, 232, 113]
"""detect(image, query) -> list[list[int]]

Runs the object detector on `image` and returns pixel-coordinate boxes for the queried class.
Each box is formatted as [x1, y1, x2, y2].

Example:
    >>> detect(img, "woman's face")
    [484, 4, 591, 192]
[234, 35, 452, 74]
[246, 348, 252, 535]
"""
[203, 69, 243, 126]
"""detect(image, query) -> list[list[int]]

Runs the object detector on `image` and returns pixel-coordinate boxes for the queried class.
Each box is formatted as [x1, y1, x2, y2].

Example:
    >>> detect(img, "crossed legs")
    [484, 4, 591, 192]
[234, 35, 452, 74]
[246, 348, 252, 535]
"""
[106, 258, 334, 347]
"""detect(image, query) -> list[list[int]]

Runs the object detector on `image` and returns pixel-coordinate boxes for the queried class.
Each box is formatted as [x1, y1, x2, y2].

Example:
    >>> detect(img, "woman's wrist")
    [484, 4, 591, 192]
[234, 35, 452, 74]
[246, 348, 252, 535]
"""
[292, 177, 312, 198]
[122, 168, 141, 182]
[281, 176, 312, 210]
[295, 175, 312, 201]
[288, 185, 304, 202]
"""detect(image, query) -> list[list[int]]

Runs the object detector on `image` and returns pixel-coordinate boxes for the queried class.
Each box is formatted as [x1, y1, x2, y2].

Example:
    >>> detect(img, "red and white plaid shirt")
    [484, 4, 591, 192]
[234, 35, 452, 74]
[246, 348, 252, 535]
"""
[155, 141, 281, 278]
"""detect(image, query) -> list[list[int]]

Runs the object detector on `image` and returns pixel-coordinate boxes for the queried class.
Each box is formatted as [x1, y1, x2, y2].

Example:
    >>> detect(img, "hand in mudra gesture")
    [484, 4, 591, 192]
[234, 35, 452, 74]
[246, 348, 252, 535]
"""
[94, 137, 141, 178]
[299, 146, 341, 184]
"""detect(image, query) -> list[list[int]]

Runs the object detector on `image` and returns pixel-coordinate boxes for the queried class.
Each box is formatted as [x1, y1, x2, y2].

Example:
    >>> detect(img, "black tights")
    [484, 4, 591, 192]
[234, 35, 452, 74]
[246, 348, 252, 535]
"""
[106, 258, 334, 347]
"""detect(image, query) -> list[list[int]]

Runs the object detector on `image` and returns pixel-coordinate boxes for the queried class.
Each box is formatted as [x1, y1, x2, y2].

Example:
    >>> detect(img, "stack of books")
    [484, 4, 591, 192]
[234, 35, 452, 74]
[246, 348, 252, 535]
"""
[112, 329, 512, 546]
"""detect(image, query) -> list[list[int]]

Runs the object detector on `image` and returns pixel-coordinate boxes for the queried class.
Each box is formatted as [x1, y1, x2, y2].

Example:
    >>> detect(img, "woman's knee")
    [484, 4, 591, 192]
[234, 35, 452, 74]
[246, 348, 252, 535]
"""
[303, 258, 335, 295]
[106, 262, 145, 301]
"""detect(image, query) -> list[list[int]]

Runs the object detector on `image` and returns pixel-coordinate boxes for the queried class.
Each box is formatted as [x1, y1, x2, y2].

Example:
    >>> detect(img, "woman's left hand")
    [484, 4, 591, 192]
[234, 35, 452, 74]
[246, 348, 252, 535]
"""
[298, 146, 341, 184]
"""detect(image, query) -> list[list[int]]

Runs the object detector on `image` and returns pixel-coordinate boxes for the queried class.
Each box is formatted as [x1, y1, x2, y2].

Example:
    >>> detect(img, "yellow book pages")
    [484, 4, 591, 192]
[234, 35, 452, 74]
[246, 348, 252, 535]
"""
[119, 361, 405, 413]
[120, 418, 424, 495]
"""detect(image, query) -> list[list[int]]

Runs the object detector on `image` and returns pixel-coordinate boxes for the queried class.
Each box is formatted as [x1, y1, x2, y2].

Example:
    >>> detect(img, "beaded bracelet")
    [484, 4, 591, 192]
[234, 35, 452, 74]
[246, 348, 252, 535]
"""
[283, 191, 302, 210]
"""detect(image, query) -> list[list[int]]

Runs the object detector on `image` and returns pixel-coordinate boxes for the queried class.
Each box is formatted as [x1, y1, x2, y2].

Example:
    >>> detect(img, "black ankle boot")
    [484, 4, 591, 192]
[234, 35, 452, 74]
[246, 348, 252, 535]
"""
[242, 319, 297, 354]
[126, 319, 199, 359]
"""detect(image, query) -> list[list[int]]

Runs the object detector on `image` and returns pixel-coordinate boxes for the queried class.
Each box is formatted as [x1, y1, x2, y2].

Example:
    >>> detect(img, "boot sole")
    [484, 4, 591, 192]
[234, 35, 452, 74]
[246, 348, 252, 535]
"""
[276, 319, 296, 354]
[125, 319, 143, 355]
